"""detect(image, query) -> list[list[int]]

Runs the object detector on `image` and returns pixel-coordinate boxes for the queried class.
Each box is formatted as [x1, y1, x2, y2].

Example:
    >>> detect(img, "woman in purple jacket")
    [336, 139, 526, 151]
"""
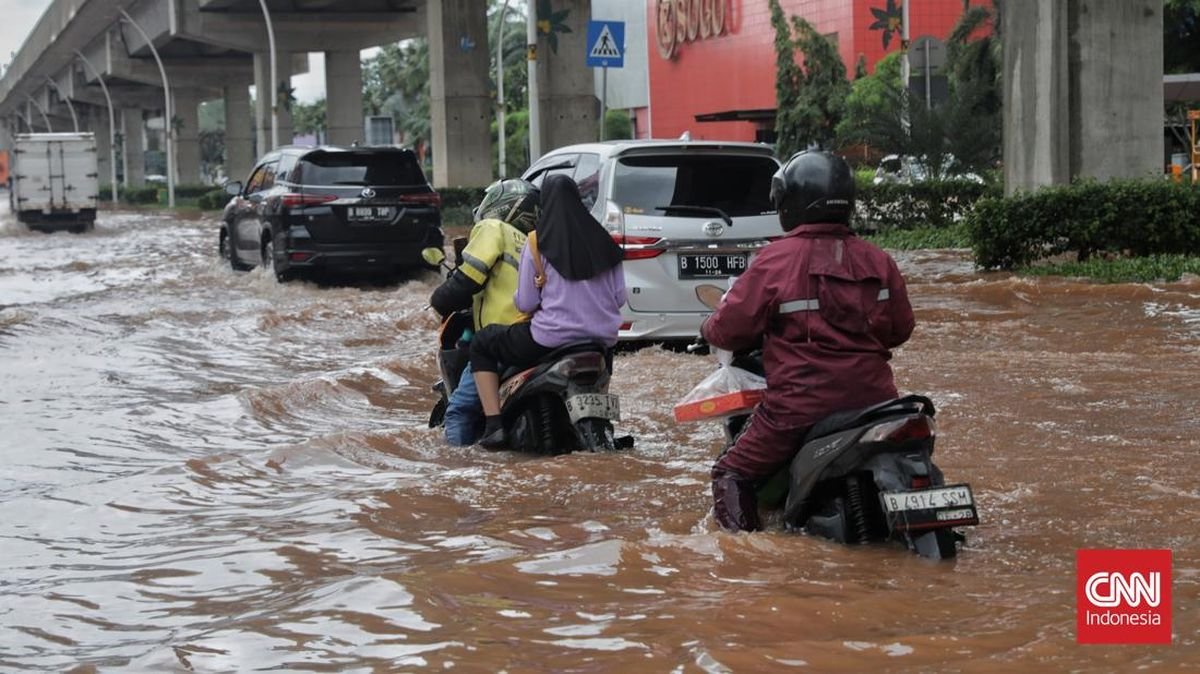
[469, 174, 626, 448]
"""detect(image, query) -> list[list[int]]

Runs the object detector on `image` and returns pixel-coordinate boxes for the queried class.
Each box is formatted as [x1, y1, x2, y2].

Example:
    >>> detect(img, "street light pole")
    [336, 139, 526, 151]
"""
[526, 0, 541, 163]
[257, 0, 279, 151]
[119, 8, 174, 208]
[497, 0, 511, 178]
[24, 94, 52, 131]
[75, 49, 120, 204]
[44, 77, 80, 132]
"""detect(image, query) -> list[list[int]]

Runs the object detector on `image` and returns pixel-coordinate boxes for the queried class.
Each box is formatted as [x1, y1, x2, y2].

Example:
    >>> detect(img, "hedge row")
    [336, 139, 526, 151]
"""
[854, 180, 1001, 232]
[197, 189, 231, 211]
[965, 180, 1200, 270]
[99, 183, 218, 205]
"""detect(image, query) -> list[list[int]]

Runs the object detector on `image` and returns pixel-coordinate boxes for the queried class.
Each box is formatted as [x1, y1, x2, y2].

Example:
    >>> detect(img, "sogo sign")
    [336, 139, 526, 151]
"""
[655, 0, 732, 59]
[1076, 549, 1172, 644]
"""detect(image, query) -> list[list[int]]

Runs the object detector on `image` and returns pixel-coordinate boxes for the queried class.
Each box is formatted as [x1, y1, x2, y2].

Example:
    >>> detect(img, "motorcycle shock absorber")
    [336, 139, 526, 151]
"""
[845, 474, 872, 543]
[538, 395, 556, 454]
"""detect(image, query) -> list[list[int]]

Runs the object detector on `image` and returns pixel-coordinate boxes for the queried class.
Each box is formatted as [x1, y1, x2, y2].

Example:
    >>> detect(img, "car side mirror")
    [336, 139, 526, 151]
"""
[223, 180, 243, 196]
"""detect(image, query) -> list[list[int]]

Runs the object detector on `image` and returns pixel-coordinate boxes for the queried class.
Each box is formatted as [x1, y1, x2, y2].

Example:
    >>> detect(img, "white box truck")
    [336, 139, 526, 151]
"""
[10, 132, 99, 233]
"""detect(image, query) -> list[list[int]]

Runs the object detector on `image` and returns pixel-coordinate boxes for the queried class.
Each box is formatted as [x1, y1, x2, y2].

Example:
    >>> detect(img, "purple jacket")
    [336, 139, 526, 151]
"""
[515, 243, 626, 347]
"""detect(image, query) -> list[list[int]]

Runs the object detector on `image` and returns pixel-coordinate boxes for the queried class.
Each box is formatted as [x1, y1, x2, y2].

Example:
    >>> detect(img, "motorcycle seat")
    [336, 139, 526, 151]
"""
[803, 394, 935, 443]
[499, 341, 612, 381]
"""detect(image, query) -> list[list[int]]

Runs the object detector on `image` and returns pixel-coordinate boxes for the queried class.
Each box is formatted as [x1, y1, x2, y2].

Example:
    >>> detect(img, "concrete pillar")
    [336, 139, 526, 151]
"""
[224, 84, 254, 183]
[92, 109, 114, 191]
[536, 0, 598, 151]
[122, 108, 145, 187]
[174, 90, 203, 185]
[1004, 0, 1164, 193]
[325, 50, 364, 146]
[427, 0, 492, 187]
[255, 51, 294, 156]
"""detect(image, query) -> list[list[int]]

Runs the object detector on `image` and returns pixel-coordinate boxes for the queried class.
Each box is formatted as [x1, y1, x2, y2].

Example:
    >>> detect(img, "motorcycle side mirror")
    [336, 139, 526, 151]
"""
[421, 247, 446, 267]
[452, 236, 469, 266]
[694, 284, 725, 311]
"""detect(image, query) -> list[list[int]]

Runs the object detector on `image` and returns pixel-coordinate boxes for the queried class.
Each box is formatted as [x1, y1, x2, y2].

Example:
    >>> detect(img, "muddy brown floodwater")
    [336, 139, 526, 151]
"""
[1, 203, 1197, 672]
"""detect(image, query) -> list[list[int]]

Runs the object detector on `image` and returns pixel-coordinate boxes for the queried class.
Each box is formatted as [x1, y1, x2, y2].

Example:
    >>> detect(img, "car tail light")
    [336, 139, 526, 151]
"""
[280, 193, 337, 208]
[612, 234, 664, 260]
[619, 321, 633, 331]
[604, 200, 624, 232]
[401, 192, 442, 207]
[861, 415, 936, 443]
[289, 252, 314, 262]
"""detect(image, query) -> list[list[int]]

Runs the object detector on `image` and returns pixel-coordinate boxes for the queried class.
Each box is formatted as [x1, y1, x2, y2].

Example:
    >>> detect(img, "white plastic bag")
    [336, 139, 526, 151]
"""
[673, 353, 766, 423]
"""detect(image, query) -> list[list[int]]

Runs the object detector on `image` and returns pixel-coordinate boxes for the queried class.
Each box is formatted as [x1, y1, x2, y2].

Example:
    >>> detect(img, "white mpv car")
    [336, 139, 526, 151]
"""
[522, 140, 782, 341]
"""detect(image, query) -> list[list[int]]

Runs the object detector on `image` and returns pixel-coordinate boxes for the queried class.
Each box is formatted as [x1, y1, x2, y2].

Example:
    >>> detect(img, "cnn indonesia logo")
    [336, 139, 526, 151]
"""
[1076, 549, 1172, 644]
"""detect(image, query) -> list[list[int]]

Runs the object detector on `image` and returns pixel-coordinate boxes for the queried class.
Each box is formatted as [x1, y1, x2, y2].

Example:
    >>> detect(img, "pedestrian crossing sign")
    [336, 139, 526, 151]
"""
[586, 20, 625, 68]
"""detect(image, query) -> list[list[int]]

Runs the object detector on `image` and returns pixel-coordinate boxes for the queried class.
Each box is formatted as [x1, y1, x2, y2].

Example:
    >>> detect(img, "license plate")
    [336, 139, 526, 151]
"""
[880, 483, 979, 530]
[565, 393, 621, 423]
[348, 206, 395, 221]
[677, 253, 748, 279]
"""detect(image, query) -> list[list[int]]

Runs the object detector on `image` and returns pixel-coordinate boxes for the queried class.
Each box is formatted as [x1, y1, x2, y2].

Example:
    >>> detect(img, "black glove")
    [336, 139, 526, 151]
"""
[430, 270, 483, 318]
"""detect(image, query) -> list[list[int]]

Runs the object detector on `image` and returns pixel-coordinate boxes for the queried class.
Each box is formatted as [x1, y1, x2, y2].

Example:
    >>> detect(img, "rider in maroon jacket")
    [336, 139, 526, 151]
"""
[701, 151, 916, 532]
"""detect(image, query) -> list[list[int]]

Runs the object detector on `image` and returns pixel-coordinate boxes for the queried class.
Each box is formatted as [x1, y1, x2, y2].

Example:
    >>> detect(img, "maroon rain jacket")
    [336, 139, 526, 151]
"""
[702, 223, 915, 425]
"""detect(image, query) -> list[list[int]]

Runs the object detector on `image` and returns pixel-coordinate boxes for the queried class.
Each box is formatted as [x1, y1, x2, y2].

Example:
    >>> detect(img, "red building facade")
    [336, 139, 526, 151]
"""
[642, 0, 989, 142]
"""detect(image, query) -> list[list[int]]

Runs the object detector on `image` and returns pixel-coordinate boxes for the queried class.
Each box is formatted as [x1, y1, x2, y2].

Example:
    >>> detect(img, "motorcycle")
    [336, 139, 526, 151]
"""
[691, 284, 978, 559]
[423, 243, 632, 454]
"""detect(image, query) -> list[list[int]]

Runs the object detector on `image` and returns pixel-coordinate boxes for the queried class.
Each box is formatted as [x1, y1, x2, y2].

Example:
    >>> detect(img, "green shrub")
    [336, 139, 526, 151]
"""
[965, 180, 1200, 270]
[439, 186, 487, 210]
[121, 186, 161, 204]
[1018, 254, 1200, 283]
[855, 179, 1000, 233]
[866, 223, 971, 250]
[197, 189, 231, 211]
[175, 183, 217, 199]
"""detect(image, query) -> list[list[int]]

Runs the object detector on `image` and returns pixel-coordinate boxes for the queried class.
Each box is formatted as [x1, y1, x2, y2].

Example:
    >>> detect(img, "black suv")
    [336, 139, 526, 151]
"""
[218, 145, 443, 281]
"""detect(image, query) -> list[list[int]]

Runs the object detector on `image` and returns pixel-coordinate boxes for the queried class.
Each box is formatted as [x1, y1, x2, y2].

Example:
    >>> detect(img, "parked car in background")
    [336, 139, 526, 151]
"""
[873, 154, 985, 185]
[219, 145, 443, 282]
[522, 140, 782, 342]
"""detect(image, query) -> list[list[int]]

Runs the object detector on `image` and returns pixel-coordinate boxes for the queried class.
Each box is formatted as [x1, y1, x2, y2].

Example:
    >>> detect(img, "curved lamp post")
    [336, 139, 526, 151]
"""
[75, 49, 120, 204]
[44, 77, 79, 132]
[257, 0, 279, 150]
[496, 0, 511, 177]
[119, 8, 173, 207]
[526, 1, 540, 162]
[24, 94, 52, 131]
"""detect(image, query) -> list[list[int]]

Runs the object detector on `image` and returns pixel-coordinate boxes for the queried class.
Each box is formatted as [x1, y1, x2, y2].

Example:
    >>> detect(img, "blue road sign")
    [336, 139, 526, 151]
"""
[586, 20, 625, 69]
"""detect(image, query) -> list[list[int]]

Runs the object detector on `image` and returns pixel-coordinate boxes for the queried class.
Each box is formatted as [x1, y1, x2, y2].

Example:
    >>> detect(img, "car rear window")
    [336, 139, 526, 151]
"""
[612, 154, 778, 218]
[294, 151, 427, 187]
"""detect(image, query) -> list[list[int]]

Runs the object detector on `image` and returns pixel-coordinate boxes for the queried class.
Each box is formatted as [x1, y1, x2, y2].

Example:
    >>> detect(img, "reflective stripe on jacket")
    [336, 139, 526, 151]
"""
[701, 223, 915, 425]
[460, 218, 529, 331]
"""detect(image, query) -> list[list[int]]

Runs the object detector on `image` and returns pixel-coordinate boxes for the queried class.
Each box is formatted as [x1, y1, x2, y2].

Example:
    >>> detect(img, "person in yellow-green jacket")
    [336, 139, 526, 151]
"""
[429, 179, 539, 445]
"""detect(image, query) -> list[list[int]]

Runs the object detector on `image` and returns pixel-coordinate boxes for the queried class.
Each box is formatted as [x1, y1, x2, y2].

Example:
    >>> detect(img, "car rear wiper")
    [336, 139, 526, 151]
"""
[333, 180, 369, 186]
[656, 205, 732, 227]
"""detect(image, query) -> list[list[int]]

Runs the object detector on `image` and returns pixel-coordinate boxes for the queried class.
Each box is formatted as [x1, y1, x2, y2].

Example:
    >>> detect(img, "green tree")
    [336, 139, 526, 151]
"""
[604, 109, 634, 140]
[770, 0, 849, 158]
[836, 51, 902, 143]
[1165, 0, 1200, 74]
[292, 99, 327, 137]
[363, 40, 431, 150]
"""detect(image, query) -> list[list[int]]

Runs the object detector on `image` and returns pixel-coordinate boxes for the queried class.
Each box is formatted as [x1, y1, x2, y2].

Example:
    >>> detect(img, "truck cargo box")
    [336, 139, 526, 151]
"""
[11, 132, 99, 233]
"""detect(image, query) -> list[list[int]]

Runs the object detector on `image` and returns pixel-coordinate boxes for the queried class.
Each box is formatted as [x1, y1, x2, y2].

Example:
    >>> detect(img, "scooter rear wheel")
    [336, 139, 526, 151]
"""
[911, 528, 958, 559]
[575, 418, 615, 452]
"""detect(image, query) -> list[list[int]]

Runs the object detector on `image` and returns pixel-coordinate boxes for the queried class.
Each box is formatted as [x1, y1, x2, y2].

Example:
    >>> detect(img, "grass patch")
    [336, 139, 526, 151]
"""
[1017, 255, 1200, 283]
[442, 205, 474, 228]
[864, 224, 970, 250]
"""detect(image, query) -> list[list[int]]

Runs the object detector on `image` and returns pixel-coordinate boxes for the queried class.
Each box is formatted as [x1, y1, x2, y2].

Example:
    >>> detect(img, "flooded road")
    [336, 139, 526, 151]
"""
[1, 203, 1197, 672]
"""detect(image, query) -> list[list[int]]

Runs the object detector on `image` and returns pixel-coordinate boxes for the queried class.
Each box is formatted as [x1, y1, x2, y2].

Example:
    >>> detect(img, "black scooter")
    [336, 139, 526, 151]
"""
[424, 243, 631, 454]
[693, 285, 978, 559]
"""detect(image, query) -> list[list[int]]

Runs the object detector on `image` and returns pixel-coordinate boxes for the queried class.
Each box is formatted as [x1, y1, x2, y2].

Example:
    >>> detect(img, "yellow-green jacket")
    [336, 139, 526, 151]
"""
[430, 218, 528, 331]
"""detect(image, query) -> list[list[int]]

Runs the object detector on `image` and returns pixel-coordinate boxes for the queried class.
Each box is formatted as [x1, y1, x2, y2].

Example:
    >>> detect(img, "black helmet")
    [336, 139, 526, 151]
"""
[770, 151, 855, 231]
[474, 179, 540, 233]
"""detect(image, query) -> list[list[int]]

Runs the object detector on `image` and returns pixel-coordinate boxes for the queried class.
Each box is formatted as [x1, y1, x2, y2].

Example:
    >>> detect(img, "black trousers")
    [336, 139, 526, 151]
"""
[469, 321, 553, 374]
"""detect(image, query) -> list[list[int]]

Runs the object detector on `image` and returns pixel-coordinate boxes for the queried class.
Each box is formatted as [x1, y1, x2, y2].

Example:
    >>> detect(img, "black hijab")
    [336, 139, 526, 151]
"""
[535, 174, 624, 281]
